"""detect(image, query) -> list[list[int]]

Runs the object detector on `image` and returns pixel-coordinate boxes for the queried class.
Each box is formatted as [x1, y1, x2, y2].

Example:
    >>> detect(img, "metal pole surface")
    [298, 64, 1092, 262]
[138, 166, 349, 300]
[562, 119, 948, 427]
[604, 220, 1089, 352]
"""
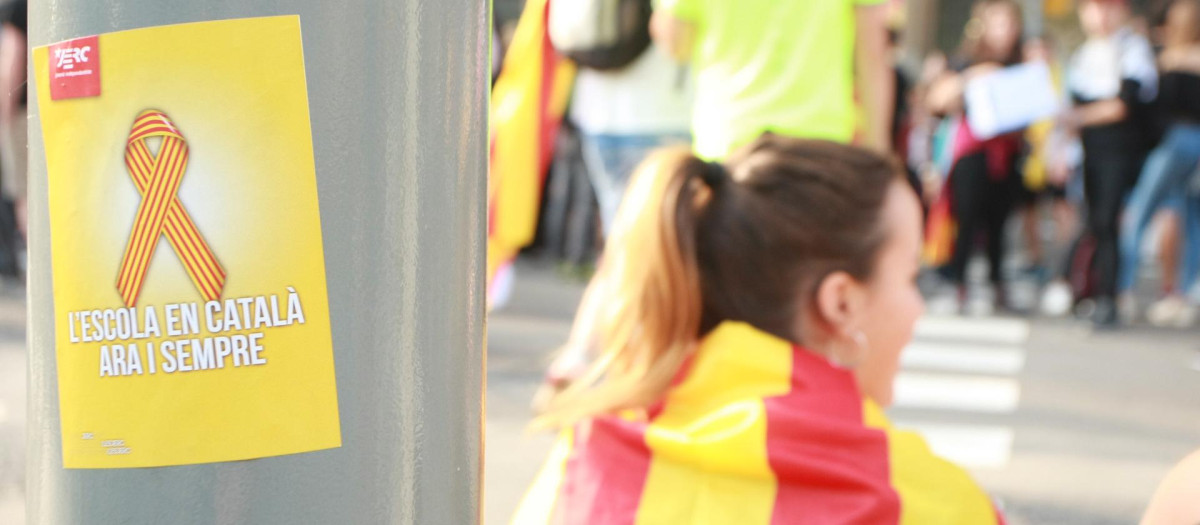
[26, 1, 488, 523]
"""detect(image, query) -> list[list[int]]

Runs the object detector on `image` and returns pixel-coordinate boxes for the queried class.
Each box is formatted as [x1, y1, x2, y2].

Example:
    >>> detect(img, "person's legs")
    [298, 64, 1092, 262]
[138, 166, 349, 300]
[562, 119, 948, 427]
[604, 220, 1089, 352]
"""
[1084, 150, 1135, 324]
[1172, 126, 1200, 297]
[0, 106, 25, 273]
[1022, 202, 1043, 267]
[4, 107, 25, 242]
[984, 174, 1016, 292]
[1117, 134, 1192, 295]
[540, 125, 583, 259]
[578, 134, 623, 237]
[948, 153, 988, 285]
[1183, 193, 1200, 302]
[1148, 193, 1200, 327]
[1145, 125, 1200, 326]
[1050, 191, 1077, 268]
[1156, 206, 1183, 295]
[564, 150, 598, 269]
[581, 132, 689, 236]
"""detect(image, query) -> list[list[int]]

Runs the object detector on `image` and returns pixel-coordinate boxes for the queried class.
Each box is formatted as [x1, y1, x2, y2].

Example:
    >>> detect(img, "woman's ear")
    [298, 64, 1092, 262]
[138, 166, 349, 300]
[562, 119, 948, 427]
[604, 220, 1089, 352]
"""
[813, 271, 870, 345]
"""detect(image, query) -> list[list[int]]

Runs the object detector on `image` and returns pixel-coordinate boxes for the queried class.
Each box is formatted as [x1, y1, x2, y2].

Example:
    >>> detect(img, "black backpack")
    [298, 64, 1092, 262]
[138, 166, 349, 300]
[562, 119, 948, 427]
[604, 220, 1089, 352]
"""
[547, 0, 653, 71]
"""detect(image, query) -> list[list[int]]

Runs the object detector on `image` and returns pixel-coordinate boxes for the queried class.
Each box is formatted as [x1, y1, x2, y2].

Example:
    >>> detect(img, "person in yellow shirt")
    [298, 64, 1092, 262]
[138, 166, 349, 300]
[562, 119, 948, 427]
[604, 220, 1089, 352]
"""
[648, 0, 893, 159]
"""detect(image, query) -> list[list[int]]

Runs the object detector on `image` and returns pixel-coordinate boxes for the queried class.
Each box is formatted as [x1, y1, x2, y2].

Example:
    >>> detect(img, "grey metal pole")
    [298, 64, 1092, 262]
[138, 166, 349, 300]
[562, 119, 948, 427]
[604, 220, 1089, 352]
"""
[27, 1, 488, 524]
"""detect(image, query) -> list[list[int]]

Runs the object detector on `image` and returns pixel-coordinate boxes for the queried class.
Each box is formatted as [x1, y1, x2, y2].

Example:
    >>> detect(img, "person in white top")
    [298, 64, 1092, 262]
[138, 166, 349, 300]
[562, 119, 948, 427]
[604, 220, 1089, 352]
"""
[570, 43, 694, 235]
[1061, 0, 1158, 327]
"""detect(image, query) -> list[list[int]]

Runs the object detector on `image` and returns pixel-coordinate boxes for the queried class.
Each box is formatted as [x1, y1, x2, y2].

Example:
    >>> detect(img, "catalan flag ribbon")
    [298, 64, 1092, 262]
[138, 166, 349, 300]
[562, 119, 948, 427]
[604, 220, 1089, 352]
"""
[117, 110, 225, 307]
[514, 322, 1006, 525]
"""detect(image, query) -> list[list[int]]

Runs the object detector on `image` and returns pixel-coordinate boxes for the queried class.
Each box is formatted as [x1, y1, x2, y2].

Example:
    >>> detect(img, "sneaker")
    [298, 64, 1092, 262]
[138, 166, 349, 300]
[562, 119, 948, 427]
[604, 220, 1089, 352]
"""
[1041, 280, 1074, 317]
[1117, 294, 1139, 325]
[1147, 295, 1188, 328]
[994, 285, 1012, 313]
[1093, 297, 1119, 329]
[1173, 303, 1199, 328]
[925, 283, 964, 316]
[1075, 298, 1097, 321]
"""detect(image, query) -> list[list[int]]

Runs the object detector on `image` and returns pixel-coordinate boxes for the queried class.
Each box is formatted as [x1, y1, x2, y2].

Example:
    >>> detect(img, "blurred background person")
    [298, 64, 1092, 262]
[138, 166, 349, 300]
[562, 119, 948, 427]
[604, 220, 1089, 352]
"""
[924, 0, 1027, 313]
[549, 0, 693, 238]
[1017, 35, 1079, 288]
[1062, 0, 1158, 327]
[542, 0, 892, 397]
[534, 0, 695, 384]
[1117, 0, 1200, 327]
[0, 0, 24, 278]
[649, 0, 893, 159]
[907, 51, 951, 205]
[514, 136, 1003, 524]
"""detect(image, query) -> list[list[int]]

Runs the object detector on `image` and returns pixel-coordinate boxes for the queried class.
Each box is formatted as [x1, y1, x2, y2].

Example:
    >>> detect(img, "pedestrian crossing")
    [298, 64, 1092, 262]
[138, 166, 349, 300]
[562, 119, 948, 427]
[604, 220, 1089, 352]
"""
[893, 372, 1021, 413]
[891, 315, 1028, 470]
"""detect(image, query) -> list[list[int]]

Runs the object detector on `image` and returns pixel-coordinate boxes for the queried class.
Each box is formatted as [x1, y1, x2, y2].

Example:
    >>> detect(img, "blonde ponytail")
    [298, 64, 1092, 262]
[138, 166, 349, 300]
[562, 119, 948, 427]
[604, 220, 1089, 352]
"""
[535, 136, 902, 429]
[536, 147, 712, 427]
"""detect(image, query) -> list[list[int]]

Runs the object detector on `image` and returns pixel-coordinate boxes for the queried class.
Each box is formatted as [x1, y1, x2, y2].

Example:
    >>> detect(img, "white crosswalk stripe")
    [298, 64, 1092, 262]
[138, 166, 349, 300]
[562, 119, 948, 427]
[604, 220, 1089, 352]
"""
[893, 372, 1021, 413]
[913, 316, 1031, 345]
[890, 421, 1014, 469]
[891, 315, 1029, 470]
[901, 341, 1025, 376]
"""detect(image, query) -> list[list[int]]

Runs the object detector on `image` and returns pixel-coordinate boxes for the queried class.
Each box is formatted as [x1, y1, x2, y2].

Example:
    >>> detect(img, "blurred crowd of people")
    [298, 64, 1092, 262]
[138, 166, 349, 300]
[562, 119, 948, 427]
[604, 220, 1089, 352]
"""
[909, 0, 1200, 330]
[500, 0, 1200, 332]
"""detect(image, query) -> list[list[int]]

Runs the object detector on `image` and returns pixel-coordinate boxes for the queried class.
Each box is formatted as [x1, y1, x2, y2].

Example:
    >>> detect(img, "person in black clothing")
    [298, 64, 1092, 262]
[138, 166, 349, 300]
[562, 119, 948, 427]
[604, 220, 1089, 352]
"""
[1117, 0, 1200, 326]
[925, 0, 1026, 312]
[1064, 0, 1159, 327]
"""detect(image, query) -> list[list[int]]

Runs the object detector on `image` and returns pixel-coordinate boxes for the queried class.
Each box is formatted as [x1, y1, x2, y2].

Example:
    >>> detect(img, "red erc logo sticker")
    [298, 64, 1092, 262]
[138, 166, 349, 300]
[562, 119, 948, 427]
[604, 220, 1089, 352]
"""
[48, 35, 100, 101]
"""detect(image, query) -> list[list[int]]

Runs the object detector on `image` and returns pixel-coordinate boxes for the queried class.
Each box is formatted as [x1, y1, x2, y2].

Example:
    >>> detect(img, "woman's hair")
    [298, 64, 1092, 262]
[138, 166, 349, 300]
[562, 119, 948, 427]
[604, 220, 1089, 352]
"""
[960, 0, 1025, 66]
[537, 135, 904, 427]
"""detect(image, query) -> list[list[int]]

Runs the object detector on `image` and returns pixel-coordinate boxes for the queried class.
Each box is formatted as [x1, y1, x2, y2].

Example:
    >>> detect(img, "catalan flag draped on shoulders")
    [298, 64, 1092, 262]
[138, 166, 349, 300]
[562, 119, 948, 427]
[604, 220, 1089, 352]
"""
[488, 0, 575, 307]
[514, 322, 1005, 525]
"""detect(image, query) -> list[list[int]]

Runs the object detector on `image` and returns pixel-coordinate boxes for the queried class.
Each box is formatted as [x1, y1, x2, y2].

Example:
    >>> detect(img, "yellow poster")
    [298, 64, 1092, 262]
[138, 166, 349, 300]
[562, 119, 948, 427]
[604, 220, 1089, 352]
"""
[33, 16, 341, 469]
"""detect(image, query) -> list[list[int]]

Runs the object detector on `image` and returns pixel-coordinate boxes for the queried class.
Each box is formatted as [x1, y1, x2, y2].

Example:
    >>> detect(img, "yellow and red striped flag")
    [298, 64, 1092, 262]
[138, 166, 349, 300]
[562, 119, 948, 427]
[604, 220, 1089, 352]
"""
[514, 322, 1006, 525]
[487, 0, 575, 307]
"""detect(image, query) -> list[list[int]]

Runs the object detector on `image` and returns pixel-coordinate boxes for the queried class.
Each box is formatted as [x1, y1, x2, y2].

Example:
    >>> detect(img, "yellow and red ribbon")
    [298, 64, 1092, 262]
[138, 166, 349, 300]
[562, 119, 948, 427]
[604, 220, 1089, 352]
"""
[116, 110, 224, 307]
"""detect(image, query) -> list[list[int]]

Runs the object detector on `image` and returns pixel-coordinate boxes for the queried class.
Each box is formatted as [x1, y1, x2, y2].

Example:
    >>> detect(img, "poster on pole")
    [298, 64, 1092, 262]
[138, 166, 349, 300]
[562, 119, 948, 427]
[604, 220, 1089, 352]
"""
[33, 16, 341, 469]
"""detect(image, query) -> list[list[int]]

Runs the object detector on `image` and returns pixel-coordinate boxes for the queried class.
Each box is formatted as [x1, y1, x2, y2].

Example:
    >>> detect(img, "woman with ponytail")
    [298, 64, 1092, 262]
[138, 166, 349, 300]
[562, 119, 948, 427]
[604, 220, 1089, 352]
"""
[514, 135, 1004, 524]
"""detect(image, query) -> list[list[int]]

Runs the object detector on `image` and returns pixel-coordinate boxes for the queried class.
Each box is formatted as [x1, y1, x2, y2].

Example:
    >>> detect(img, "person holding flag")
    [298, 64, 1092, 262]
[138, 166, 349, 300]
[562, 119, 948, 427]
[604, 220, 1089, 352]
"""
[513, 135, 1004, 524]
